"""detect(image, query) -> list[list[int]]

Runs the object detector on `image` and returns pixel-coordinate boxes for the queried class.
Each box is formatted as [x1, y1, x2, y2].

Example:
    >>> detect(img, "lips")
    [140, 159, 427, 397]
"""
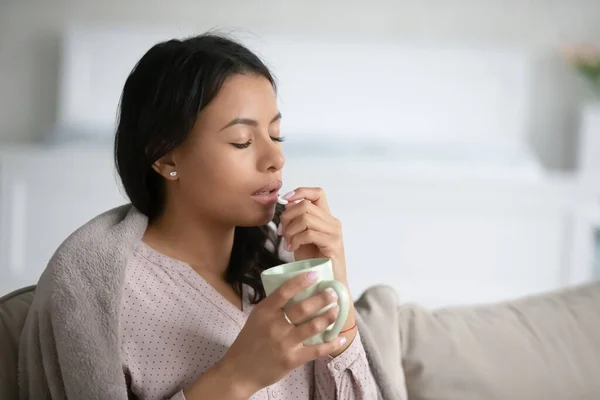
[252, 180, 282, 196]
[251, 180, 282, 206]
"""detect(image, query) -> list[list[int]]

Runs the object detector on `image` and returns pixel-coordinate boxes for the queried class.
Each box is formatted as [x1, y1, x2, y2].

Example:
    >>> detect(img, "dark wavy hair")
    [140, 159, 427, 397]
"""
[114, 34, 285, 303]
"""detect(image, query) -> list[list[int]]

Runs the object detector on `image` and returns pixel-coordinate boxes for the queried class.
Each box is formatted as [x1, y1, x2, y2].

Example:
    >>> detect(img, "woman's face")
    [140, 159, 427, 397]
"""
[157, 73, 285, 227]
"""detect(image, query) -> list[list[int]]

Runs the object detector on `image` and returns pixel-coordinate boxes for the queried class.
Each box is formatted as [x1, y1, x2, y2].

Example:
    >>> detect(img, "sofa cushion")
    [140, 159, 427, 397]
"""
[398, 281, 600, 400]
[0, 286, 36, 400]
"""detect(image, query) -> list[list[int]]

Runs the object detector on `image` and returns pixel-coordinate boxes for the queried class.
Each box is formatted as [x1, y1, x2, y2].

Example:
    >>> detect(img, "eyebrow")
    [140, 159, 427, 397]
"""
[220, 112, 282, 131]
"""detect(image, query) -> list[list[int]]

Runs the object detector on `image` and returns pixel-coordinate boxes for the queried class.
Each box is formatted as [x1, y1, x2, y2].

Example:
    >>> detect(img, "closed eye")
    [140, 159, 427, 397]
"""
[231, 140, 252, 149]
[231, 136, 285, 149]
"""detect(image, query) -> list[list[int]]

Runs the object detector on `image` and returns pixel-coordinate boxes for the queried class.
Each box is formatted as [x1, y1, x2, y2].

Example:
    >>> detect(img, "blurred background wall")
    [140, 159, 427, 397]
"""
[2, 0, 599, 168]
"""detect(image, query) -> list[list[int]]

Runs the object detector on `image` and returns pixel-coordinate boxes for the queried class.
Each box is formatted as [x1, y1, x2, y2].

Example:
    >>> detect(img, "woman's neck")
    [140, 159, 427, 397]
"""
[142, 204, 235, 279]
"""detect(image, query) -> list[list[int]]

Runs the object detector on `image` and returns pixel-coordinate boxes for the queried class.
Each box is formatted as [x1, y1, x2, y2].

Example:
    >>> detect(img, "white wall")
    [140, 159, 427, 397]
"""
[1, 0, 600, 169]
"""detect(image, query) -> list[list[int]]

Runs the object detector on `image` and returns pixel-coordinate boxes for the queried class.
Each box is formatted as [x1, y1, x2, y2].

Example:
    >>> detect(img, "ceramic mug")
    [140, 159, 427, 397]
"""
[261, 258, 350, 345]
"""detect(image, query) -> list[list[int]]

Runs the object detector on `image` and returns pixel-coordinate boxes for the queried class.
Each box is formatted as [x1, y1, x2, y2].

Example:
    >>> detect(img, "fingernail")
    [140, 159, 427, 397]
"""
[339, 336, 347, 345]
[277, 223, 282, 235]
[326, 288, 338, 300]
[286, 243, 292, 252]
[283, 190, 296, 200]
[306, 271, 319, 282]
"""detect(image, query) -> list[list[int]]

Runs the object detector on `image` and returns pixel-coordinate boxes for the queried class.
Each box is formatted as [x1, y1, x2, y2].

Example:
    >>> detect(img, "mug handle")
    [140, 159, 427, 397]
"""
[316, 280, 350, 342]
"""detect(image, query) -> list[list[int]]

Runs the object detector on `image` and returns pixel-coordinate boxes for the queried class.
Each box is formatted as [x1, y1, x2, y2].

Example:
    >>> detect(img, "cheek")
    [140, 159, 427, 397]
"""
[181, 148, 252, 199]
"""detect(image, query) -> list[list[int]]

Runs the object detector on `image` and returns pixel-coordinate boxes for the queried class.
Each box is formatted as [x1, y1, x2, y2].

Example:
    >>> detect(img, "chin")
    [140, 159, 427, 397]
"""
[237, 206, 277, 227]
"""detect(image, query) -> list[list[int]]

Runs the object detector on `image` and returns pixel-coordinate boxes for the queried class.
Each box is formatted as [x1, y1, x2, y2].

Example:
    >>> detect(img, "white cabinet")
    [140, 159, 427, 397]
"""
[336, 200, 565, 307]
[0, 145, 126, 294]
[0, 145, 595, 308]
[283, 161, 583, 307]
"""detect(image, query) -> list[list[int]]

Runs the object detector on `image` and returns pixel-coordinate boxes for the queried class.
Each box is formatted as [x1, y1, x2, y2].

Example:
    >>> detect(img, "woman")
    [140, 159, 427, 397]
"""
[19, 34, 378, 400]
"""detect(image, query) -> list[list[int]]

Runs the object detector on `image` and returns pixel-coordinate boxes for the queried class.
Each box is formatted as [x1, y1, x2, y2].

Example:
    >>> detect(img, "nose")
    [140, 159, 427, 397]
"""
[258, 137, 285, 173]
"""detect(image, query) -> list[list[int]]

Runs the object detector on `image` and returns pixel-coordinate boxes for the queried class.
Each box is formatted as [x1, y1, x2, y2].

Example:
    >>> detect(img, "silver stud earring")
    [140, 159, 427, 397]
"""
[169, 171, 177, 177]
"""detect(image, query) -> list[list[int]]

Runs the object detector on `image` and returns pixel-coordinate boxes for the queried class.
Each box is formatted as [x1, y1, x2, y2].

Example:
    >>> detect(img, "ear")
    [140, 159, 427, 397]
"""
[151, 153, 178, 180]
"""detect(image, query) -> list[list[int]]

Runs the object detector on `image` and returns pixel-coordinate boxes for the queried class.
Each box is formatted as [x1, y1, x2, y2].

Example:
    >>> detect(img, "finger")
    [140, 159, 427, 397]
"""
[288, 230, 338, 254]
[279, 200, 332, 232]
[297, 334, 346, 363]
[289, 304, 339, 345]
[285, 288, 338, 325]
[284, 187, 330, 213]
[262, 271, 319, 310]
[283, 214, 337, 246]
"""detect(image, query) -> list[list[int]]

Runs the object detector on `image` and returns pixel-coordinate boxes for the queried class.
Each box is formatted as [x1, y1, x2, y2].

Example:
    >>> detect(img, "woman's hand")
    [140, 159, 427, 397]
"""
[278, 187, 357, 357]
[216, 272, 346, 397]
[278, 187, 347, 282]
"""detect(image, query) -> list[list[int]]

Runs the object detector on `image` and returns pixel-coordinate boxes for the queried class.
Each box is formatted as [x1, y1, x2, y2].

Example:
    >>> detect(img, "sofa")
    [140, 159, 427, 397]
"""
[2, 281, 600, 399]
[0, 285, 35, 399]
